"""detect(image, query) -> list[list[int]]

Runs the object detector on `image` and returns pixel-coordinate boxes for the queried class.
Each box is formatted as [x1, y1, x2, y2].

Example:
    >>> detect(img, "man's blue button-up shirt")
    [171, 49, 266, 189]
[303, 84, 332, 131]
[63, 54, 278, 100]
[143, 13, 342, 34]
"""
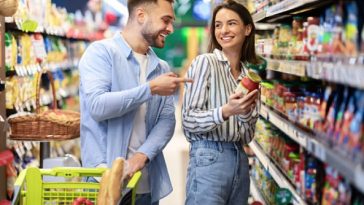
[78, 33, 175, 202]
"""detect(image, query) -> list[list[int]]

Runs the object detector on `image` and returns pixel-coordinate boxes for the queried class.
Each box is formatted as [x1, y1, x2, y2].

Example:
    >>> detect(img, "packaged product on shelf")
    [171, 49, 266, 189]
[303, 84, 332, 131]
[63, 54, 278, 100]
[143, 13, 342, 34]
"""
[291, 16, 304, 59]
[5, 78, 18, 110]
[284, 89, 297, 122]
[347, 91, 364, 161]
[320, 6, 335, 58]
[4, 33, 17, 72]
[302, 22, 309, 58]
[344, 1, 358, 56]
[315, 86, 333, 132]
[333, 87, 350, 144]
[338, 94, 355, 151]
[321, 166, 352, 205]
[278, 24, 291, 58]
[20, 34, 32, 67]
[307, 92, 322, 129]
[31, 33, 47, 65]
[323, 88, 339, 143]
[272, 25, 280, 57]
[306, 17, 321, 56]
[331, 2, 346, 57]
[261, 81, 274, 106]
[305, 157, 321, 205]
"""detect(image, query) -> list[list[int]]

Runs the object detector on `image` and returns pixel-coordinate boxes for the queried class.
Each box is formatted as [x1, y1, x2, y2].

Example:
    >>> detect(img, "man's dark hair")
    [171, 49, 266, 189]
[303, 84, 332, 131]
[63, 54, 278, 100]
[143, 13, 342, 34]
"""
[127, 0, 174, 15]
[208, 0, 259, 64]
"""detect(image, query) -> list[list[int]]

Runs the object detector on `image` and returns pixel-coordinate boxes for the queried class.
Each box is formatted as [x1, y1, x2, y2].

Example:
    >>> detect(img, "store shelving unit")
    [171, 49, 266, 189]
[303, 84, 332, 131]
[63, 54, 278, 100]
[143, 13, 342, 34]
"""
[249, 140, 307, 205]
[259, 104, 364, 193]
[1, 6, 88, 193]
[251, 0, 364, 203]
[250, 176, 267, 205]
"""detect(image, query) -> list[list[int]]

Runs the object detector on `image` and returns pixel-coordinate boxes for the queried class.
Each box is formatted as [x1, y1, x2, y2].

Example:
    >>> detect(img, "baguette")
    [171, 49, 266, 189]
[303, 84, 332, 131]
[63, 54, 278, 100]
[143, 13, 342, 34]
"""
[97, 169, 110, 205]
[107, 157, 125, 205]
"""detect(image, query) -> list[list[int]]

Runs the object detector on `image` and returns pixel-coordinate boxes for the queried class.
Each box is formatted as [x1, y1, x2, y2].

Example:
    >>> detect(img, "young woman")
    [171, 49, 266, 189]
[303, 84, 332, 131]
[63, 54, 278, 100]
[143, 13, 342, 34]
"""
[182, 1, 260, 204]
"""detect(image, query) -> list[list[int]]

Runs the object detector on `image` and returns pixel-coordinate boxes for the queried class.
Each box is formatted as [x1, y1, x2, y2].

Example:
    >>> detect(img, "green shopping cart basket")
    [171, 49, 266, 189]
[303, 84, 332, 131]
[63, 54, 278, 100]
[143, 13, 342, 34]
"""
[12, 167, 141, 205]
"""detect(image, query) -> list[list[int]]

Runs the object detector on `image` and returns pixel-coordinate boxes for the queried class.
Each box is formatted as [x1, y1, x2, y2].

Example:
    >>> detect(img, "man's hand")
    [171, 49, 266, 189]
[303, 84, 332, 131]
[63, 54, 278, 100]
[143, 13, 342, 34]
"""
[150, 72, 193, 96]
[222, 89, 259, 120]
[126, 152, 149, 178]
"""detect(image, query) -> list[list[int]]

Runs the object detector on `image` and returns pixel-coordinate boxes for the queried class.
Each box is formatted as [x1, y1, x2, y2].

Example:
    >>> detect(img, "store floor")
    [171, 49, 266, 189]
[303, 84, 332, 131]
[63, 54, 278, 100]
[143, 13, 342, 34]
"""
[160, 105, 189, 205]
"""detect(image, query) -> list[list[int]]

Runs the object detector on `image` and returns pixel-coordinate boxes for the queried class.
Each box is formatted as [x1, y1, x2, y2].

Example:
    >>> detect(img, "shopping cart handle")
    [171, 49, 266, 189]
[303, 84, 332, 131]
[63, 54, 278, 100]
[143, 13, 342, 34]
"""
[12, 170, 27, 205]
[40, 167, 108, 178]
[126, 171, 141, 188]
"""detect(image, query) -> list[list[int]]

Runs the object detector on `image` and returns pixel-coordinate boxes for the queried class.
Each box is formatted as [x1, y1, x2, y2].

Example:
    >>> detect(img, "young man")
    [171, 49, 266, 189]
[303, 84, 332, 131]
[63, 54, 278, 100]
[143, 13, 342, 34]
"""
[79, 0, 192, 204]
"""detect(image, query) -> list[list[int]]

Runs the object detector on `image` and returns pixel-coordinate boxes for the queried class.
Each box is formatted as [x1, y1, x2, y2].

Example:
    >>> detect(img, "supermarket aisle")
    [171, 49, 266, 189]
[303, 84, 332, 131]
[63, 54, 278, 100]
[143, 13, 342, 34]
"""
[160, 105, 189, 205]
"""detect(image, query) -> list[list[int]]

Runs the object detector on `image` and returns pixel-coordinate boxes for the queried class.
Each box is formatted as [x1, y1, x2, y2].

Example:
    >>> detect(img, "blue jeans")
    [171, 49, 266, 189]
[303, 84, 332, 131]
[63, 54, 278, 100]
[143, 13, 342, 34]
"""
[185, 140, 250, 205]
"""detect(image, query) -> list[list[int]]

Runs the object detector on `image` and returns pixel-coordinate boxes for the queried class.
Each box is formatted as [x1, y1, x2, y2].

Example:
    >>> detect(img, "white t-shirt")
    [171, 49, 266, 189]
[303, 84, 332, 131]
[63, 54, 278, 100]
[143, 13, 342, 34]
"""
[127, 51, 150, 194]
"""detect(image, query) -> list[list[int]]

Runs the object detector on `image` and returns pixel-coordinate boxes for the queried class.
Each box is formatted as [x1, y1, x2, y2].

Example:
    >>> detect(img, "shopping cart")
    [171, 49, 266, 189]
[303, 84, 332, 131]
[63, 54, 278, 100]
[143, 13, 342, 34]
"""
[12, 167, 141, 205]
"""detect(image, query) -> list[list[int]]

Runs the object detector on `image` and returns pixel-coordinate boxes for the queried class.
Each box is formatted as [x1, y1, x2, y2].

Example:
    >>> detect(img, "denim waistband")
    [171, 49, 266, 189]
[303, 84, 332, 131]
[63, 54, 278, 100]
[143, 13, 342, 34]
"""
[190, 140, 242, 152]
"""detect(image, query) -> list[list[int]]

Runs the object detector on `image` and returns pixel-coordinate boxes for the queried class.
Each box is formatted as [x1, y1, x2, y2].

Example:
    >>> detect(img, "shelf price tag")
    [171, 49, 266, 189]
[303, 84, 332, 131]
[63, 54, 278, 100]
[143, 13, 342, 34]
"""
[315, 142, 326, 162]
[307, 139, 326, 161]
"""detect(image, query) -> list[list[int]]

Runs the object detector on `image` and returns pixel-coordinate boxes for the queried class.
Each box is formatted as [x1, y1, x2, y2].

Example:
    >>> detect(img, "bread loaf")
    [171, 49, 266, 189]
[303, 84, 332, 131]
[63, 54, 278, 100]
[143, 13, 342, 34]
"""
[107, 157, 125, 205]
[0, 0, 18, 17]
[97, 169, 110, 205]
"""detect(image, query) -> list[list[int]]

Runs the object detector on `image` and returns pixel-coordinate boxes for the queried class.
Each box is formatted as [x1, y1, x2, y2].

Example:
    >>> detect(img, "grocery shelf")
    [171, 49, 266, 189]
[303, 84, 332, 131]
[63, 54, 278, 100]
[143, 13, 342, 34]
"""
[260, 105, 308, 147]
[307, 61, 364, 89]
[253, 0, 332, 23]
[252, 11, 266, 23]
[249, 140, 307, 205]
[250, 177, 267, 205]
[259, 104, 364, 193]
[267, 59, 307, 77]
[266, 58, 364, 89]
[4, 20, 91, 41]
[255, 23, 278, 31]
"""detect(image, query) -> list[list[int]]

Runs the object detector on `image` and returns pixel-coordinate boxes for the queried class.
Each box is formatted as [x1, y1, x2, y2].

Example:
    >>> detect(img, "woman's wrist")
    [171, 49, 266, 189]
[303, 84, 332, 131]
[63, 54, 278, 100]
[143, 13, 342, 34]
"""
[221, 104, 231, 120]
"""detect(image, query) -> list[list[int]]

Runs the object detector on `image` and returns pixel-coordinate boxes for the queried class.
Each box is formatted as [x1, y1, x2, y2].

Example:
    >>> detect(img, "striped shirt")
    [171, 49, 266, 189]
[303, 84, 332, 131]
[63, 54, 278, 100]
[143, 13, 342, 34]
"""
[182, 49, 259, 144]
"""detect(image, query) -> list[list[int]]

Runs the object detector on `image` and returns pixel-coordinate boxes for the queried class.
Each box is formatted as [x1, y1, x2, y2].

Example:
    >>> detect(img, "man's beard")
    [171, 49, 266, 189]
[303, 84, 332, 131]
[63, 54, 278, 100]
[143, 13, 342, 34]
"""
[141, 25, 164, 48]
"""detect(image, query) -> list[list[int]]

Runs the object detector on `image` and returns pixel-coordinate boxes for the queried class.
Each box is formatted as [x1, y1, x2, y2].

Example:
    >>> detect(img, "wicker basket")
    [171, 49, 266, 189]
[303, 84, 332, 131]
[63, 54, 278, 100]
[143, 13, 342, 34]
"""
[8, 71, 80, 141]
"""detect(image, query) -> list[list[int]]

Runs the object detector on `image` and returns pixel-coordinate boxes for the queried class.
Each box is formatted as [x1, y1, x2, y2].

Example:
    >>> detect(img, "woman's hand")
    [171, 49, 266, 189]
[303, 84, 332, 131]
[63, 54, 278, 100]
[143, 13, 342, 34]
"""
[222, 89, 259, 120]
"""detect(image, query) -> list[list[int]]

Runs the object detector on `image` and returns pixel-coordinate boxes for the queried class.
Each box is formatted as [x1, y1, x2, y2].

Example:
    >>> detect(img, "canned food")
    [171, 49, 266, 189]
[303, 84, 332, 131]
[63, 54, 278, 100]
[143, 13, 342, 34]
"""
[235, 70, 261, 95]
